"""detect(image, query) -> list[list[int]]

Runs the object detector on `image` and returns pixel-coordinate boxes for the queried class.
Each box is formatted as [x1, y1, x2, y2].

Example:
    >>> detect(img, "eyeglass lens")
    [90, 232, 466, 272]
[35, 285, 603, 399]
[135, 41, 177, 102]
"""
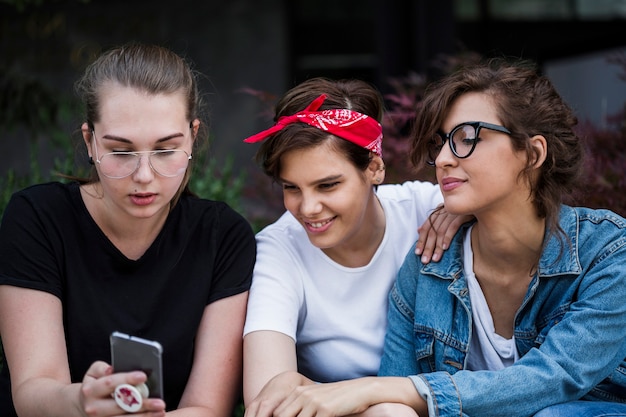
[428, 124, 479, 163]
[99, 150, 190, 178]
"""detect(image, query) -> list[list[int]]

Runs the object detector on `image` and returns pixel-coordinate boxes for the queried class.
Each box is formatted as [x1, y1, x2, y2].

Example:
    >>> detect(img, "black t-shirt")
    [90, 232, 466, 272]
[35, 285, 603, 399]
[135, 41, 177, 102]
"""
[0, 181, 256, 415]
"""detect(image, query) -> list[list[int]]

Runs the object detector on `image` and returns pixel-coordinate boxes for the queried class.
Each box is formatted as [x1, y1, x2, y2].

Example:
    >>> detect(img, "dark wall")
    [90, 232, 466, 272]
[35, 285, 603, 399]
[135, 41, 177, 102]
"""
[2, 0, 624, 180]
[1, 0, 288, 177]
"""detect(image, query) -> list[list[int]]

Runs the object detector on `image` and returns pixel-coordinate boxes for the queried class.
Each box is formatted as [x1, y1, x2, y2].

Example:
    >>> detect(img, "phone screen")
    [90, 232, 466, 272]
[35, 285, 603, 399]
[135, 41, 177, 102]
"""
[110, 331, 164, 399]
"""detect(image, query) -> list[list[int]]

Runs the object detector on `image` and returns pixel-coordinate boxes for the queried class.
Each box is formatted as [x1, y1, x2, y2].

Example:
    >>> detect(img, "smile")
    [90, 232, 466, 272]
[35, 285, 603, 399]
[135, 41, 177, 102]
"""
[304, 217, 336, 231]
[308, 219, 332, 228]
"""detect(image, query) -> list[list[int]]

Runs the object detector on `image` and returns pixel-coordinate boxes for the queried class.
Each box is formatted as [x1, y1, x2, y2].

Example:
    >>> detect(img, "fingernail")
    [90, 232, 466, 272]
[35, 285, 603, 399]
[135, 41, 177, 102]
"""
[432, 253, 440, 262]
[415, 247, 422, 255]
[421, 255, 429, 263]
[442, 243, 448, 250]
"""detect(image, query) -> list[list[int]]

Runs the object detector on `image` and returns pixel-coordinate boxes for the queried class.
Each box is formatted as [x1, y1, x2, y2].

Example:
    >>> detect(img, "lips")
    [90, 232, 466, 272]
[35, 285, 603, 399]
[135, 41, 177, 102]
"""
[303, 216, 336, 233]
[440, 177, 465, 192]
[130, 193, 157, 206]
[308, 219, 331, 228]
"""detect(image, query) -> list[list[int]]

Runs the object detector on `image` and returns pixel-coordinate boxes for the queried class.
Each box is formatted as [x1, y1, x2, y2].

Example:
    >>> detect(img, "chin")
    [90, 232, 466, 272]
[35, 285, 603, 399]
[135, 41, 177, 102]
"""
[442, 196, 473, 215]
[442, 204, 472, 217]
[307, 235, 336, 250]
[129, 205, 167, 219]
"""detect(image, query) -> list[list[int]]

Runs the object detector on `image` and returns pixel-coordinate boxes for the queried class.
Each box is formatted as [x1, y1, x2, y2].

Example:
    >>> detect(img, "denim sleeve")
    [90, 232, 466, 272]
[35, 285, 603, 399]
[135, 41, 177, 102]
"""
[379, 247, 466, 415]
[378, 245, 420, 378]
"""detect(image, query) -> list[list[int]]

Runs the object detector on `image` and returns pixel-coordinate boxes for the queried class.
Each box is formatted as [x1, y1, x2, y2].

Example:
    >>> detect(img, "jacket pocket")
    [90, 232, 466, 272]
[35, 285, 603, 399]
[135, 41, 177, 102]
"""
[414, 325, 465, 373]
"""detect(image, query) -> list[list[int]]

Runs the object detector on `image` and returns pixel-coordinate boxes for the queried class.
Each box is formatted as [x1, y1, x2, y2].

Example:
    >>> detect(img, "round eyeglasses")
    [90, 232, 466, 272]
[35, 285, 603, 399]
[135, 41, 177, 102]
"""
[427, 121, 511, 166]
[92, 132, 192, 179]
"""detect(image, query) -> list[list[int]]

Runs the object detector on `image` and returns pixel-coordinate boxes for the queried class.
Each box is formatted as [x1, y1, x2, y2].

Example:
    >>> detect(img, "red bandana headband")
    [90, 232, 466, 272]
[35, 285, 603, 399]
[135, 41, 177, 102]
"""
[243, 94, 383, 156]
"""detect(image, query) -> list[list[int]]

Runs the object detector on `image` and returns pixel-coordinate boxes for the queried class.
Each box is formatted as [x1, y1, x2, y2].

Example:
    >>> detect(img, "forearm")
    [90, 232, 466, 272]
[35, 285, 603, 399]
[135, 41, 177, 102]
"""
[243, 330, 300, 405]
[366, 377, 426, 415]
[13, 379, 83, 417]
[349, 402, 420, 417]
[175, 294, 248, 417]
[272, 376, 426, 417]
[166, 405, 235, 417]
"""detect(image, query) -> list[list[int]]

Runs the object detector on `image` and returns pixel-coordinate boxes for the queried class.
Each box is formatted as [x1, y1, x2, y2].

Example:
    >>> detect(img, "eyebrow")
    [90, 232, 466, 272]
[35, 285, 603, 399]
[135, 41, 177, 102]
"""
[279, 174, 343, 186]
[100, 133, 185, 144]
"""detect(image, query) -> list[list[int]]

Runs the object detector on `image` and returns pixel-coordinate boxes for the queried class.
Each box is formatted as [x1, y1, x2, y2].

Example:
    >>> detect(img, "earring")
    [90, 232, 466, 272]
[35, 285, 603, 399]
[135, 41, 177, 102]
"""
[88, 156, 94, 165]
[375, 177, 381, 183]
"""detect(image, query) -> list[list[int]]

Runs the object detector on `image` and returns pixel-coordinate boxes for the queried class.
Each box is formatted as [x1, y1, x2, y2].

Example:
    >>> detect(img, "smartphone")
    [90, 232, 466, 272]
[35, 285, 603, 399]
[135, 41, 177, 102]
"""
[110, 331, 164, 399]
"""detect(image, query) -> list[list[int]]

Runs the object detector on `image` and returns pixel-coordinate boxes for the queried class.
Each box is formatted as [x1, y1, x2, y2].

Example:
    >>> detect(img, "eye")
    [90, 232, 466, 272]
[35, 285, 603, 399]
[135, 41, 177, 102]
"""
[318, 182, 339, 190]
[109, 152, 135, 160]
[461, 137, 480, 146]
[282, 183, 298, 192]
[152, 150, 179, 159]
[452, 125, 480, 149]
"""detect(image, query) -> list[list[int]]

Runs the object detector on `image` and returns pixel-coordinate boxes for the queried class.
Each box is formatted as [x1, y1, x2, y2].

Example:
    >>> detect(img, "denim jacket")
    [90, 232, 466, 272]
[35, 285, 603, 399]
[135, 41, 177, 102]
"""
[379, 205, 626, 417]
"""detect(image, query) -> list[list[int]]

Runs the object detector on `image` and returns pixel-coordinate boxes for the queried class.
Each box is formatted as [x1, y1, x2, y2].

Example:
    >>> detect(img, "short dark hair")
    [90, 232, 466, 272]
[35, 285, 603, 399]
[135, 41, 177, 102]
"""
[255, 77, 385, 180]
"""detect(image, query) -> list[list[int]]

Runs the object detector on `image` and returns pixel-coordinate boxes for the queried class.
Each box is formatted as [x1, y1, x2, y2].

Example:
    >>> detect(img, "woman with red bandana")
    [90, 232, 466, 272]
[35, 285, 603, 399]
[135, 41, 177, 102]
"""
[242, 77, 467, 417]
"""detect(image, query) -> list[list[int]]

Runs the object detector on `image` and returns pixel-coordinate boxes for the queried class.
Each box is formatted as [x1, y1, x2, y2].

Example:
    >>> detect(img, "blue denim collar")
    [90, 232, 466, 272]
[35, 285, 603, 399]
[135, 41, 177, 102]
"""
[422, 205, 584, 280]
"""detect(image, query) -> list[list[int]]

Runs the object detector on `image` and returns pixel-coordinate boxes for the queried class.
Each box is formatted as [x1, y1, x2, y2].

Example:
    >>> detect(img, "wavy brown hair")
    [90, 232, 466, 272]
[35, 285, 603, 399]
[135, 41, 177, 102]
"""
[411, 57, 583, 238]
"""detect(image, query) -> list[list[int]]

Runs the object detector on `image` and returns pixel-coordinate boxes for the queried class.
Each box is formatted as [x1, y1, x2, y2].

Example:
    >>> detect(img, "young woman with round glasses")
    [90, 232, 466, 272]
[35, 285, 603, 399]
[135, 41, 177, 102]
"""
[0, 43, 256, 417]
[260, 59, 626, 417]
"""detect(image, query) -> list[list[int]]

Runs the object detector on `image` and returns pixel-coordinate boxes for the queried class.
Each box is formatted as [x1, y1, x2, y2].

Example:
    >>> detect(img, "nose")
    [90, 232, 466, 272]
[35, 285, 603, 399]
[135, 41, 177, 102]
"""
[132, 154, 155, 182]
[299, 191, 323, 217]
[435, 139, 456, 168]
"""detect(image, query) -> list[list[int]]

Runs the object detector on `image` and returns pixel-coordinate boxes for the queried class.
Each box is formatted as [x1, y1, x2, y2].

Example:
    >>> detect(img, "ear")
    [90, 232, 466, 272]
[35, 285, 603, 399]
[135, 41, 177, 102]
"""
[81, 122, 93, 158]
[529, 134, 547, 169]
[191, 119, 200, 141]
[366, 154, 386, 185]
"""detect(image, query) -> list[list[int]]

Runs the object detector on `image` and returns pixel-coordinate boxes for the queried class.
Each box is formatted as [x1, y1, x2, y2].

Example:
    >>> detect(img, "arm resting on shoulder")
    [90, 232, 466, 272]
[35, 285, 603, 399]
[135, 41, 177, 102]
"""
[415, 205, 473, 263]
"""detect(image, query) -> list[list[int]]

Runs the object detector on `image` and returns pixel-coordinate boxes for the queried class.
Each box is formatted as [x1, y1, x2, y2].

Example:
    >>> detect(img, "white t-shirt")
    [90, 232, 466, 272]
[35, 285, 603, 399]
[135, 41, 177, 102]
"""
[243, 181, 442, 382]
[463, 226, 520, 371]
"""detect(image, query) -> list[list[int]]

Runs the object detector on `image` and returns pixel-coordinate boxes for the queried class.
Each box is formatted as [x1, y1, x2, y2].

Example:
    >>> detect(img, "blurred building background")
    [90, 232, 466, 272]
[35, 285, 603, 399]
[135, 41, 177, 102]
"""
[1, 0, 625, 222]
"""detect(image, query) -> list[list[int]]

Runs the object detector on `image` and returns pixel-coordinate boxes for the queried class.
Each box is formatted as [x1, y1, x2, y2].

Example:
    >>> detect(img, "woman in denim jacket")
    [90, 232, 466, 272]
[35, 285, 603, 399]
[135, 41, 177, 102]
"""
[266, 58, 626, 417]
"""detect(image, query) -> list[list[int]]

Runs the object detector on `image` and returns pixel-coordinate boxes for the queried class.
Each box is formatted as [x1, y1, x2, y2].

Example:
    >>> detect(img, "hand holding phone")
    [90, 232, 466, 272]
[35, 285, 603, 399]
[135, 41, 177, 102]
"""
[110, 331, 164, 400]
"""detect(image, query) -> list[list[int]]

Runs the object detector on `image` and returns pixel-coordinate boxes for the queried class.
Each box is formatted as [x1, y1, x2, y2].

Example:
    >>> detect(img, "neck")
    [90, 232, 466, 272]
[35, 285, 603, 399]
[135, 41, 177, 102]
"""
[471, 212, 545, 278]
[322, 192, 386, 268]
[80, 183, 169, 260]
